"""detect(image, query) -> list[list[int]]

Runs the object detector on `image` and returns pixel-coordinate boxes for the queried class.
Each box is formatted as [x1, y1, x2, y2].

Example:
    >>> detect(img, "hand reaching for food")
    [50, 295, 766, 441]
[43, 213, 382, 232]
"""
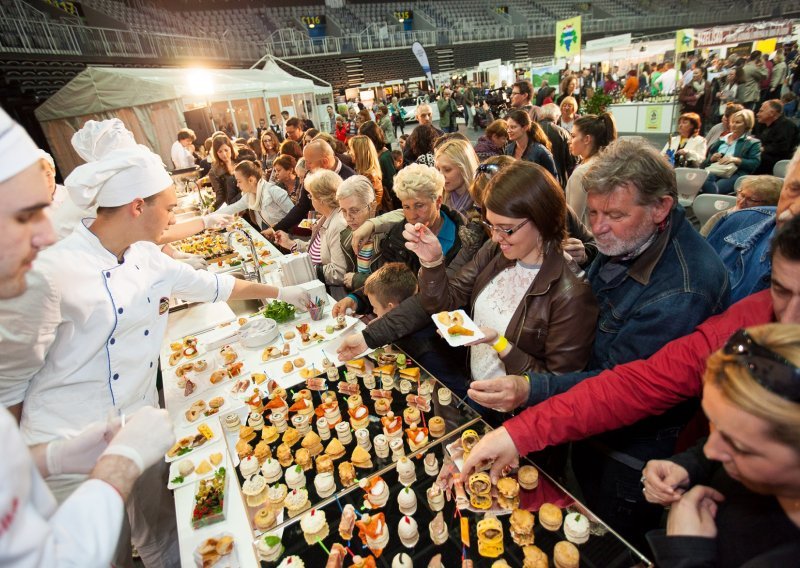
[402, 222, 443, 263]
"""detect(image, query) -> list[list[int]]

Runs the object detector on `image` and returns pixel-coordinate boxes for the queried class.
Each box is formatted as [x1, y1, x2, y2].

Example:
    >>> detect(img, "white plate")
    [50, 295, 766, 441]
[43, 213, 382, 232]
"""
[294, 315, 359, 351]
[165, 419, 223, 463]
[168, 444, 227, 490]
[178, 387, 246, 429]
[192, 532, 240, 568]
[431, 309, 485, 347]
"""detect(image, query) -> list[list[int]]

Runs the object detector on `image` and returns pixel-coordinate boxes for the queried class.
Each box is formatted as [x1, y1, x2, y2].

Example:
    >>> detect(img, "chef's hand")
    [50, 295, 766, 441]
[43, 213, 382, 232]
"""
[276, 285, 310, 309]
[45, 420, 118, 476]
[262, 228, 276, 242]
[274, 230, 296, 251]
[464, 327, 499, 346]
[642, 459, 690, 506]
[468, 375, 530, 412]
[202, 212, 235, 229]
[174, 251, 208, 270]
[563, 238, 587, 264]
[403, 223, 443, 263]
[332, 296, 357, 317]
[351, 220, 375, 254]
[337, 332, 368, 361]
[666, 485, 724, 538]
[461, 426, 519, 484]
[101, 406, 173, 474]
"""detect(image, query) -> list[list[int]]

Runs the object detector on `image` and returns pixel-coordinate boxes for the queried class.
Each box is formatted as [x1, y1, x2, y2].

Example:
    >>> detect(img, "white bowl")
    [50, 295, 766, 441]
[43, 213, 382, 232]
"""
[239, 318, 278, 348]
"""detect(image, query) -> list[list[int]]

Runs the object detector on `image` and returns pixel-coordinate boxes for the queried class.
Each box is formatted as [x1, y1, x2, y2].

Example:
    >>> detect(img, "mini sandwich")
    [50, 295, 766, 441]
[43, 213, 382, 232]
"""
[398, 366, 420, 381]
[351, 445, 373, 469]
[509, 508, 535, 547]
[496, 477, 520, 510]
[405, 427, 429, 451]
[301, 431, 324, 457]
[325, 438, 346, 460]
[346, 358, 366, 372]
[477, 516, 504, 558]
[281, 427, 300, 448]
[372, 364, 396, 378]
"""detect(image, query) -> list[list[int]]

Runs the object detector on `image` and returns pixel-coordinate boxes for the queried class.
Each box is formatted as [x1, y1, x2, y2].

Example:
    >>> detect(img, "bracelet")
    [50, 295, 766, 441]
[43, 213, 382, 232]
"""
[492, 336, 509, 353]
[419, 255, 444, 269]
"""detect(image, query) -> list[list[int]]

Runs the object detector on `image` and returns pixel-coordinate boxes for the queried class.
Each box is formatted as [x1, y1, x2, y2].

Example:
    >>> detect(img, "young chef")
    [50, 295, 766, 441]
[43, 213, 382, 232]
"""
[0, 107, 176, 567]
[0, 142, 309, 566]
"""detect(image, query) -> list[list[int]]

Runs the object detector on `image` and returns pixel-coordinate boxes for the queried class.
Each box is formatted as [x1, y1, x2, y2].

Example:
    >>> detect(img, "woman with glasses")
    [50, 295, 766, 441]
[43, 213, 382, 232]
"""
[700, 175, 783, 237]
[337, 175, 383, 291]
[503, 110, 558, 178]
[643, 324, 800, 567]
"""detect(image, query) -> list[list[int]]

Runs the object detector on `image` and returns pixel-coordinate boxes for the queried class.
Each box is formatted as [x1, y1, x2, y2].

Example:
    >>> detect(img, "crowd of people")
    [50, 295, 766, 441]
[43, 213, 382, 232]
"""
[1, 37, 800, 567]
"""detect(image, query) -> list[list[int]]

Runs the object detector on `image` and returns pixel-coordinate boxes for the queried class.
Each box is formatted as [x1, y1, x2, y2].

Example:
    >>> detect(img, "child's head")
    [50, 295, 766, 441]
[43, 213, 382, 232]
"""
[364, 262, 417, 318]
[391, 149, 404, 169]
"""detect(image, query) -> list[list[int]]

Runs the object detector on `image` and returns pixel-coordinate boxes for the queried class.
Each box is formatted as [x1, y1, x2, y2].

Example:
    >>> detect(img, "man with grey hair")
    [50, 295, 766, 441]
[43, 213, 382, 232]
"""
[466, 138, 730, 551]
[538, 103, 575, 186]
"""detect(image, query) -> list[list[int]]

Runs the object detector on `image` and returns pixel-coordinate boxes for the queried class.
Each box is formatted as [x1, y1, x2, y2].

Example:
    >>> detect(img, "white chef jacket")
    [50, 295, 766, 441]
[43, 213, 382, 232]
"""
[0, 220, 235, 450]
[47, 185, 94, 241]
[0, 407, 123, 567]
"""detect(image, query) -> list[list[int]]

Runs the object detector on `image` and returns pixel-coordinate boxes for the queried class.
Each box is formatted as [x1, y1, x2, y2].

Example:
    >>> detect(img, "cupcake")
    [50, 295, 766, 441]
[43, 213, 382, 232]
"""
[248, 412, 265, 430]
[373, 434, 389, 459]
[564, 512, 590, 545]
[398, 515, 419, 548]
[267, 483, 287, 511]
[396, 457, 416, 486]
[397, 486, 417, 515]
[239, 455, 260, 478]
[429, 511, 448, 545]
[424, 453, 439, 476]
[254, 506, 276, 530]
[283, 488, 310, 518]
[256, 535, 283, 563]
[242, 474, 268, 507]
[261, 458, 282, 484]
[554, 541, 580, 568]
[285, 464, 306, 489]
[300, 508, 330, 545]
[428, 416, 446, 438]
[437, 387, 452, 405]
[427, 484, 445, 512]
[314, 472, 336, 498]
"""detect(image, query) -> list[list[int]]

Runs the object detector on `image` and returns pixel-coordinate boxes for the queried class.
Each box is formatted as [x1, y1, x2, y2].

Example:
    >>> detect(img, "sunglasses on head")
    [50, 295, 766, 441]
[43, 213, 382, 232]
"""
[475, 163, 501, 177]
[723, 329, 800, 403]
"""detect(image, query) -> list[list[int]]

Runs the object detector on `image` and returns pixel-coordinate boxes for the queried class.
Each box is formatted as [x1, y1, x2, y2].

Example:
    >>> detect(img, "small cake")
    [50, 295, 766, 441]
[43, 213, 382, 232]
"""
[248, 412, 265, 430]
[518, 465, 539, 490]
[261, 457, 282, 484]
[325, 437, 346, 460]
[429, 511, 448, 545]
[428, 416, 446, 438]
[240, 455, 260, 478]
[315, 453, 334, 474]
[437, 387, 452, 405]
[477, 516, 504, 558]
[497, 477, 520, 510]
[242, 474, 269, 507]
[424, 453, 440, 476]
[402, 406, 420, 426]
[323, 402, 342, 426]
[254, 506, 277, 530]
[277, 556, 304, 568]
[283, 487, 310, 517]
[335, 421, 352, 444]
[522, 546, 549, 568]
[397, 486, 417, 515]
[253, 440, 272, 464]
[405, 426, 429, 451]
[224, 413, 242, 432]
[276, 443, 293, 467]
[300, 508, 330, 545]
[398, 515, 419, 548]
[338, 461, 356, 487]
[267, 483, 288, 511]
[362, 373, 376, 390]
[256, 535, 283, 563]
[374, 398, 391, 416]
[373, 434, 390, 459]
[564, 512, 590, 545]
[355, 428, 372, 451]
[399, 379, 412, 394]
[426, 484, 445, 512]
[261, 424, 279, 444]
[294, 448, 312, 471]
[396, 457, 416, 486]
[509, 508, 535, 547]
[314, 471, 336, 498]
[554, 541, 580, 568]
[285, 464, 307, 490]
[392, 552, 414, 568]
[282, 426, 300, 448]
[539, 503, 563, 531]
[360, 476, 389, 509]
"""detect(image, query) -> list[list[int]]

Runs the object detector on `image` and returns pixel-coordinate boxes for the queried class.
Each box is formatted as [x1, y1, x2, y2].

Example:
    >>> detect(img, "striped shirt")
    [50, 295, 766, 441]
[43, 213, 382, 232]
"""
[356, 239, 374, 273]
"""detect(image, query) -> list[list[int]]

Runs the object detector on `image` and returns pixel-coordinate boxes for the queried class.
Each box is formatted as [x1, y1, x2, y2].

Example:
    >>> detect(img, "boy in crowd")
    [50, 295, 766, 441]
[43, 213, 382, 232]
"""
[363, 263, 466, 396]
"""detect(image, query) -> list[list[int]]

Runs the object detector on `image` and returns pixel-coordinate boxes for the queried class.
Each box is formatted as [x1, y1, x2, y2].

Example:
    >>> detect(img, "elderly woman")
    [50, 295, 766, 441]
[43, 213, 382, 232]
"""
[215, 160, 292, 228]
[643, 323, 800, 567]
[706, 103, 744, 149]
[558, 95, 579, 133]
[701, 109, 762, 194]
[699, 175, 783, 236]
[474, 119, 509, 161]
[274, 170, 348, 285]
[209, 135, 240, 210]
[337, 175, 383, 290]
[662, 112, 708, 167]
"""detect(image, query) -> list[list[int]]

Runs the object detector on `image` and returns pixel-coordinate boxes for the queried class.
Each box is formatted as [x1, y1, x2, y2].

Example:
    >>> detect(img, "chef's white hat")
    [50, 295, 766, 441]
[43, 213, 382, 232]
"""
[65, 146, 173, 208]
[71, 118, 142, 162]
[0, 107, 41, 183]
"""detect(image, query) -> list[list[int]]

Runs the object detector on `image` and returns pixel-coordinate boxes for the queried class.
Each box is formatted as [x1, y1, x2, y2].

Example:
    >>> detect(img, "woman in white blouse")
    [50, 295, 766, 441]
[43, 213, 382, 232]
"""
[215, 160, 293, 228]
[661, 112, 708, 167]
[275, 169, 349, 286]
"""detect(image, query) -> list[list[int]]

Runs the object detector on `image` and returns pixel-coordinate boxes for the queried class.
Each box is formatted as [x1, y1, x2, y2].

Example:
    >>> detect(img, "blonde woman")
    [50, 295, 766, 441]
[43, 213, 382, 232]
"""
[274, 169, 348, 285]
[643, 323, 800, 567]
[348, 135, 384, 209]
[434, 137, 480, 216]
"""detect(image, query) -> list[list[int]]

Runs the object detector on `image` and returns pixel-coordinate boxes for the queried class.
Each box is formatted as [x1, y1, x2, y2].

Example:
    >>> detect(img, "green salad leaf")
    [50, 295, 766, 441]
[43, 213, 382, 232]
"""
[262, 300, 296, 323]
[170, 475, 184, 485]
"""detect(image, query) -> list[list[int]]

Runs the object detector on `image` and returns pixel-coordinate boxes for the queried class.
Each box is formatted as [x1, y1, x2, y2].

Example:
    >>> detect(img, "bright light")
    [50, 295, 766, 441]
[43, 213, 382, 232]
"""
[308, 23, 315, 29]
[186, 68, 215, 96]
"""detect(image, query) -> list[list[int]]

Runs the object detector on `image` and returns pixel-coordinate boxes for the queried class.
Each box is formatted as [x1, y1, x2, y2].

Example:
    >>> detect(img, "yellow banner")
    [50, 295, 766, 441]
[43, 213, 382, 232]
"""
[555, 16, 581, 59]
[675, 29, 695, 54]
[754, 38, 777, 54]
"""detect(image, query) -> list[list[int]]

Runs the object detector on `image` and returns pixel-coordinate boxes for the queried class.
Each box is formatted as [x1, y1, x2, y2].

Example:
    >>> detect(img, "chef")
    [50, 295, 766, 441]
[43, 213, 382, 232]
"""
[0, 108, 175, 567]
[0, 141, 308, 566]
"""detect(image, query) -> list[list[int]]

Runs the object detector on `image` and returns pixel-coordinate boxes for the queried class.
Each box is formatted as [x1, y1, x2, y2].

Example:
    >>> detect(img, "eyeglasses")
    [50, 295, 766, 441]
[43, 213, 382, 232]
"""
[481, 219, 529, 237]
[723, 329, 800, 402]
[511, 91, 522, 96]
[735, 191, 768, 206]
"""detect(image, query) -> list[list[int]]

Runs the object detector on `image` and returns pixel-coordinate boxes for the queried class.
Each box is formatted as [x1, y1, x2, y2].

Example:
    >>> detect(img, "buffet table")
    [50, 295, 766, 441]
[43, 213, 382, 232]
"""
[160, 222, 653, 567]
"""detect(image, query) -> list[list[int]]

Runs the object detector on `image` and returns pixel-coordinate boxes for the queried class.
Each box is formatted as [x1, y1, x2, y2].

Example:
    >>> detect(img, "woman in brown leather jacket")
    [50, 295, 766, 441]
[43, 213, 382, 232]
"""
[404, 160, 598, 379]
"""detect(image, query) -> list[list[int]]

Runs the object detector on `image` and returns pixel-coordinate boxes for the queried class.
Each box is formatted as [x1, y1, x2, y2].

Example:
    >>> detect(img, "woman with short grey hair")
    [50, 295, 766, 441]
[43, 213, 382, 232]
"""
[336, 175, 383, 290]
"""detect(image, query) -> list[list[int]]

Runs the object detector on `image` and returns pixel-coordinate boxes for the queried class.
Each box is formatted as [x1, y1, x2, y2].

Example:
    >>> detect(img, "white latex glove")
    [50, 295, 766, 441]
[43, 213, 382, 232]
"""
[202, 212, 235, 229]
[276, 285, 311, 309]
[46, 420, 117, 475]
[101, 406, 174, 474]
[179, 254, 208, 270]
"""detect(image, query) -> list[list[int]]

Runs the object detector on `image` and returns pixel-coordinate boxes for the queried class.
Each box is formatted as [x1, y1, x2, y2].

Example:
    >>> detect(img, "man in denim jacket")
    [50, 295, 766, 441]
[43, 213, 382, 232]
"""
[470, 139, 731, 551]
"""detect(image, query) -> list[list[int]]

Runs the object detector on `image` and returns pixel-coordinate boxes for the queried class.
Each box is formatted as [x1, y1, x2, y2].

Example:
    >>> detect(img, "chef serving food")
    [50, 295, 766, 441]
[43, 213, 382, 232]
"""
[0, 108, 177, 567]
[0, 122, 309, 566]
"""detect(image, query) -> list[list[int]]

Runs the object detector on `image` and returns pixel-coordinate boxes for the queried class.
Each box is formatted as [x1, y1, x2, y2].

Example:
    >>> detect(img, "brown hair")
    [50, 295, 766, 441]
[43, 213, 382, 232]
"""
[679, 112, 702, 137]
[471, 155, 514, 209]
[483, 160, 566, 252]
[234, 159, 262, 180]
[485, 119, 508, 139]
[364, 262, 418, 307]
[272, 154, 297, 171]
[408, 124, 439, 156]
[359, 120, 386, 152]
[506, 110, 552, 151]
[260, 129, 280, 155]
[573, 113, 617, 157]
[723, 103, 744, 118]
[279, 140, 302, 160]
[177, 128, 195, 142]
[210, 135, 238, 167]
[285, 117, 304, 130]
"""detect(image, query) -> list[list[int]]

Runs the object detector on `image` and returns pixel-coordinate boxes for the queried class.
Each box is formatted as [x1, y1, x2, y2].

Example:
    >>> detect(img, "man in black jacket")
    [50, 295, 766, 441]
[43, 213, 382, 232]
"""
[538, 103, 576, 187]
[754, 99, 799, 175]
